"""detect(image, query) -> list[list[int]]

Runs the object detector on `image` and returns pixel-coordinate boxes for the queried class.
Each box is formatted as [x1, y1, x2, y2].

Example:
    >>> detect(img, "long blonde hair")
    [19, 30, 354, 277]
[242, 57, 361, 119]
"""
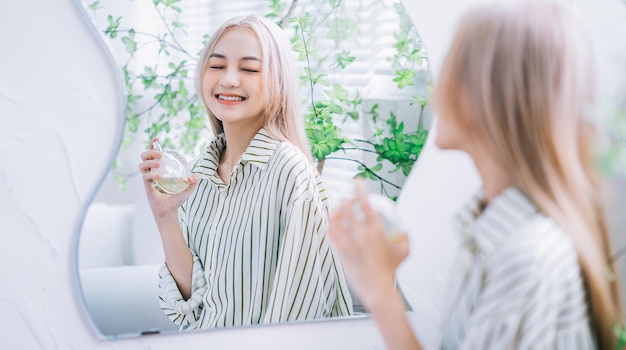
[195, 15, 312, 162]
[435, 0, 623, 347]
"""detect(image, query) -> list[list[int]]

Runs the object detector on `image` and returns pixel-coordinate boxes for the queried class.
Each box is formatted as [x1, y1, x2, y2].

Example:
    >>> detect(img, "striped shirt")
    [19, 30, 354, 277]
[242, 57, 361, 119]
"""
[441, 187, 596, 349]
[158, 128, 353, 329]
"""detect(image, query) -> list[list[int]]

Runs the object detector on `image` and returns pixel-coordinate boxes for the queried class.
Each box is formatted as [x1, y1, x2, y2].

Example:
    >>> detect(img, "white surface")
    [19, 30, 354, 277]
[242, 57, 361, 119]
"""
[80, 265, 180, 336]
[79, 203, 136, 268]
[1, 0, 624, 349]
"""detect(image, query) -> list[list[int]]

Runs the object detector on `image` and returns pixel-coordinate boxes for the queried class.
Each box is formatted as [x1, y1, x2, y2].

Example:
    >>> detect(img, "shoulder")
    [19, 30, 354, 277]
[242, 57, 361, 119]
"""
[511, 215, 575, 259]
[269, 141, 317, 177]
[270, 141, 329, 205]
[489, 214, 580, 282]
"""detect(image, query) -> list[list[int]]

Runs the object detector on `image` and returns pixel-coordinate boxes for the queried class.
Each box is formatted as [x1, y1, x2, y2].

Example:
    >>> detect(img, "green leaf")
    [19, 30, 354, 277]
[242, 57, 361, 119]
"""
[332, 84, 349, 102]
[334, 50, 355, 69]
[113, 175, 128, 192]
[178, 80, 188, 98]
[326, 103, 343, 115]
[121, 29, 137, 54]
[615, 323, 626, 350]
[126, 113, 140, 133]
[104, 15, 122, 39]
[415, 95, 429, 107]
[127, 92, 142, 105]
[354, 165, 377, 181]
[371, 163, 383, 172]
[201, 34, 210, 46]
[417, 128, 428, 143]
[88, 1, 101, 11]
[393, 68, 416, 89]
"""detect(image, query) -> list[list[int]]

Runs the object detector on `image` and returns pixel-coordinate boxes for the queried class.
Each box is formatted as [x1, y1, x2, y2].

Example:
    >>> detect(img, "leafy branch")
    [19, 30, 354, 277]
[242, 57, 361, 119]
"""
[89, 0, 431, 197]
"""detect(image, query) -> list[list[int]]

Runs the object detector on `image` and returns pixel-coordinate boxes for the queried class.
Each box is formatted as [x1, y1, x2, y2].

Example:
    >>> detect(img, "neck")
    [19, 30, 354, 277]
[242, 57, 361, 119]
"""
[469, 147, 515, 204]
[221, 121, 264, 167]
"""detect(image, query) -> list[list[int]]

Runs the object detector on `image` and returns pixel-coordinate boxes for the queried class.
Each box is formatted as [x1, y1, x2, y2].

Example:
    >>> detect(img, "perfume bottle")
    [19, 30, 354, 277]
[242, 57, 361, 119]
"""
[151, 140, 191, 195]
[367, 193, 401, 237]
[353, 193, 401, 238]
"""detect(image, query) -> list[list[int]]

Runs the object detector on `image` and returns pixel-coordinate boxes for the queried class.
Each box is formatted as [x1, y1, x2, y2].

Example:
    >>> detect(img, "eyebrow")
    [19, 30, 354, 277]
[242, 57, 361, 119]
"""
[208, 53, 262, 62]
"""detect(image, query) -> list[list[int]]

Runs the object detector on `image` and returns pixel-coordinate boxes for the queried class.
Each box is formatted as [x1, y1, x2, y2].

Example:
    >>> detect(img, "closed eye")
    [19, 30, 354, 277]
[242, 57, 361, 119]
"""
[209, 66, 224, 70]
[242, 68, 259, 73]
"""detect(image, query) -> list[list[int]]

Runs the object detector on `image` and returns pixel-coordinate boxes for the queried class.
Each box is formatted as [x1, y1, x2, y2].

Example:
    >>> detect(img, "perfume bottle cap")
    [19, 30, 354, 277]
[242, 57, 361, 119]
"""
[152, 140, 164, 152]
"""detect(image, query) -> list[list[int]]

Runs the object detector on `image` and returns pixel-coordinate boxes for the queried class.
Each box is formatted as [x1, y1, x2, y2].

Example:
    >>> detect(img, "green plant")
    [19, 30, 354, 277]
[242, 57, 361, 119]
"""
[86, 0, 431, 197]
[616, 313, 626, 349]
[604, 106, 626, 349]
[274, 0, 431, 197]
[596, 104, 626, 178]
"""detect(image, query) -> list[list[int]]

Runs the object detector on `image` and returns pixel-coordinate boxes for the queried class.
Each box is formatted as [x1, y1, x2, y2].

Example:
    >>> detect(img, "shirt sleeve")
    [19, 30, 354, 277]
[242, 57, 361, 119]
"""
[157, 206, 208, 326]
[460, 236, 596, 350]
[262, 195, 353, 323]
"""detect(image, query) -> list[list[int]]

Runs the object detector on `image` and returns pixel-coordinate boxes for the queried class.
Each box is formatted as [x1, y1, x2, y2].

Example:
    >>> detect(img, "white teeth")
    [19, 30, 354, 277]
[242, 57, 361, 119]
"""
[218, 95, 244, 101]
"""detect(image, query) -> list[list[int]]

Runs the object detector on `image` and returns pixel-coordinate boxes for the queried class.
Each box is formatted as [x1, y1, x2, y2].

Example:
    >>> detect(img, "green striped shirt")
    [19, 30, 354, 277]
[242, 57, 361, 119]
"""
[158, 128, 353, 329]
[442, 187, 595, 349]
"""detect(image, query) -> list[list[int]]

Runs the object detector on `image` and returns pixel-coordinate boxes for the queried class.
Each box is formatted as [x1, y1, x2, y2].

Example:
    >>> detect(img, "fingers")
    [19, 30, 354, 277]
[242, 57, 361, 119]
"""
[180, 175, 200, 196]
[138, 159, 160, 174]
[138, 140, 162, 180]
[389, 232, 410, 266]
[354, 180, 386, 235]
[354, 180, 374, 220]
[140, 149, 162, 161]
[187, 174, 199, 185]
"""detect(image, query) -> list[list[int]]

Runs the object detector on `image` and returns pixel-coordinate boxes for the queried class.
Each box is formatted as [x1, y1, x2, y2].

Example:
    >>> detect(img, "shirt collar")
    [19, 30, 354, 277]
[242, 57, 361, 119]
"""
[239, 128, 280, 170]
[192, 128, 280, 177]
[454, 187, 540, 255]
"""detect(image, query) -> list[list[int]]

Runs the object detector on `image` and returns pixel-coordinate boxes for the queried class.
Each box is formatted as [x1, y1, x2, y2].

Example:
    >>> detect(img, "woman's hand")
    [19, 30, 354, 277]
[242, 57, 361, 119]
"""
[328, 181, 409, 311]
[138, 138, 199, 220]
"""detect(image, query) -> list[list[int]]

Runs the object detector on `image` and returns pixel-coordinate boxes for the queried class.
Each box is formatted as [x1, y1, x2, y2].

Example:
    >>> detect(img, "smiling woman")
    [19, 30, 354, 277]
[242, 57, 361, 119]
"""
[77, 0, 432, 339]
[137, 15, 353, 330]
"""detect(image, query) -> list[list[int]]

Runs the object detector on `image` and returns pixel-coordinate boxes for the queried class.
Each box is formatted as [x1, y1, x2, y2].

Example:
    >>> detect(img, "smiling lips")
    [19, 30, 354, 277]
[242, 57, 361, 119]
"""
[216, 94, 246, 105]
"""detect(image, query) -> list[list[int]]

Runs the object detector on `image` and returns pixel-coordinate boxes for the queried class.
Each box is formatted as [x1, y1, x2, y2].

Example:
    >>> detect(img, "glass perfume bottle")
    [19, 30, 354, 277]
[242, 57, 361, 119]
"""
[367, 193, 401, 238]
[151, 140, 191, 195]
[352, 193, 401, 238]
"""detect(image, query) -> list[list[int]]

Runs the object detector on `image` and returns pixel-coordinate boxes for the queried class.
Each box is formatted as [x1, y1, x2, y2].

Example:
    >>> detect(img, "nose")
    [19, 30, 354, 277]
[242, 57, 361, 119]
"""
[220, 67, 240, 88]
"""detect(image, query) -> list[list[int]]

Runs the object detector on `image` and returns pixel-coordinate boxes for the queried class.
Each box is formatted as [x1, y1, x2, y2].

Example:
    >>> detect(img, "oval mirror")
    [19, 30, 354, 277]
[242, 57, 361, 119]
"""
[77, 0, 433, 338]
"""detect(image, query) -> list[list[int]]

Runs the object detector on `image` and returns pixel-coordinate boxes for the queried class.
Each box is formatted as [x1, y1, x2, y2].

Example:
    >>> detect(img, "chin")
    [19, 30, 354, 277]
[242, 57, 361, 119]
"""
[434, 133, 455, 150]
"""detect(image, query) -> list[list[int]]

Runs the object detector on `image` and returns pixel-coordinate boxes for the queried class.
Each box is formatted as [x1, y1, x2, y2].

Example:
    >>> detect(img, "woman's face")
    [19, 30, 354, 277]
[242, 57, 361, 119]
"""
[202, 27, 265, 130]
[432, 56, 480, 153]
[432, 77, 472, 152]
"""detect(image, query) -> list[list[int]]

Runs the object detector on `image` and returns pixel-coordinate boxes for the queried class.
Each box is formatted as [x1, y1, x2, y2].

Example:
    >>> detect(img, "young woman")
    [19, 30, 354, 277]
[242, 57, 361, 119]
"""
[329, 1, 623, 349]
[139, 15, 353, 330]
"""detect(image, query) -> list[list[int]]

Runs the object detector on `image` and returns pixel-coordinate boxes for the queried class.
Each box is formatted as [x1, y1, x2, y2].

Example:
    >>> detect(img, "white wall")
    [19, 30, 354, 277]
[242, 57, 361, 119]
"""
[1, 0, 624, 349]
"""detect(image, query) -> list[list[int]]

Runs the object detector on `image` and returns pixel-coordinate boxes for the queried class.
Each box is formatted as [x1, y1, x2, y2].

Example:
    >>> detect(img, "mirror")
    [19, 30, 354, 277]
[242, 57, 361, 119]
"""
[77, 0, 432, 338]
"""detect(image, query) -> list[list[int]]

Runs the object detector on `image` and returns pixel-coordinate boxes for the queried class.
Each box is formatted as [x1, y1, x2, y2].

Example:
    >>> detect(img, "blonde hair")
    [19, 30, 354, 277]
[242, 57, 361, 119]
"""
[434, 0, 623, 347]
[195, 15, 312, 162]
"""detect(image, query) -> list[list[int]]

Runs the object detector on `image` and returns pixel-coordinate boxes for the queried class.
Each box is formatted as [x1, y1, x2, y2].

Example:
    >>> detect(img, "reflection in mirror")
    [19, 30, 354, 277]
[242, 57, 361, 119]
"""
[78, 0, 431, 338]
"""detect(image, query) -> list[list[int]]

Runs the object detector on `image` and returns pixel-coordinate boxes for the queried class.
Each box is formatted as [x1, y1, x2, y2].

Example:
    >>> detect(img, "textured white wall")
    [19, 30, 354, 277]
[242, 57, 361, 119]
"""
[1, 0, 623, 349]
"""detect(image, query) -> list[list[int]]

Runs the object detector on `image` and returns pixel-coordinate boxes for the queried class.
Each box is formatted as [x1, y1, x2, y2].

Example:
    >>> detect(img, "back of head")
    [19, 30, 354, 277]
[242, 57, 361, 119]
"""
[436, 0, 623, 347]
[196, 15, 311, 161]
